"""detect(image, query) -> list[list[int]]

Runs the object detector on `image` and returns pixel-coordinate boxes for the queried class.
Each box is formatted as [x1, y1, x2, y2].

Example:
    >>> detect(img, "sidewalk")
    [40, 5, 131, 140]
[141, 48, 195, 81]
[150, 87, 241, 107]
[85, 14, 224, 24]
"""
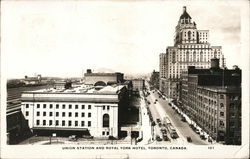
[138, 91, 153, 145]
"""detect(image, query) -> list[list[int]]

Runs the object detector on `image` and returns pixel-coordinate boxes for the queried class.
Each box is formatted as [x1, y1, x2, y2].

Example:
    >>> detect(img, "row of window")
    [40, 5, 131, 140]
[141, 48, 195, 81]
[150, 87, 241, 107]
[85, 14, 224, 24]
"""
[36, 120, 91, 127]
[26, 104, 92, 109]
[26, 111, 92, 118]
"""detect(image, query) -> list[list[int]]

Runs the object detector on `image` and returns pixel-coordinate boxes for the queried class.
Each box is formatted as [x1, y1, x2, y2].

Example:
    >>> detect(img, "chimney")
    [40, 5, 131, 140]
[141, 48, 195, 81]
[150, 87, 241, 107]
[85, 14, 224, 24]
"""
[183, 6, 186, 12]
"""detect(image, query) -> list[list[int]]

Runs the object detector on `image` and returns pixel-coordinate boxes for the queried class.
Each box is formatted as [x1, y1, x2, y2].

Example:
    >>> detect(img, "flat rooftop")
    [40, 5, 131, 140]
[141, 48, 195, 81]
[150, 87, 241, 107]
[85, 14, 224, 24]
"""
[21, 84, 127, 103]
[23, 84, 125, 94]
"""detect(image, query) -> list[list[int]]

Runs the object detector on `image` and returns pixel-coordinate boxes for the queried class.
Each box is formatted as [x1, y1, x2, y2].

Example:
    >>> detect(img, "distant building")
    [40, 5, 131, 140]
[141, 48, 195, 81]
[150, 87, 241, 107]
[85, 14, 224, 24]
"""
[21, 84, 128, 138]
[22, 74, 48, 85]
[149, 70, 159, 89]
[159, 6, 226, 99]
[180, 59, 241, 145]
[84, 69, 124, 86]
[131, 79, 145, 92]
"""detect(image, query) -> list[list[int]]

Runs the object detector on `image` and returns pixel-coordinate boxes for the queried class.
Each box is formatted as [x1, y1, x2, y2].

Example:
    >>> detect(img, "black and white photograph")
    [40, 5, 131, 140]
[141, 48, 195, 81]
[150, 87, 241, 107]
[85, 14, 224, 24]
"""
[1, 0, 249, 158]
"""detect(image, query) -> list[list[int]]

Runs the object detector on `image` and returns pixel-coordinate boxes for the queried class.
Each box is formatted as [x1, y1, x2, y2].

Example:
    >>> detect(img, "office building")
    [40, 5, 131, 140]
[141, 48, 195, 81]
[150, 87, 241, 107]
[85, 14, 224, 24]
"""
[180, 59, 241, 145]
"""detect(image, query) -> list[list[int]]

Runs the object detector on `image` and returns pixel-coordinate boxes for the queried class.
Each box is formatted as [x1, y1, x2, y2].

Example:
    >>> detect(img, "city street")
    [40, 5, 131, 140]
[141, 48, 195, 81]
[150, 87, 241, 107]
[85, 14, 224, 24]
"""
[147, 90, 209, 145]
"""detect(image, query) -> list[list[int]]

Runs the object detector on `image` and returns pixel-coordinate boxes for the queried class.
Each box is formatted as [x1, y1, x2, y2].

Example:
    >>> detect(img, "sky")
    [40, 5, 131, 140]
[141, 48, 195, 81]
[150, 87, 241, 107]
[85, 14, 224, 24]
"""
[2, 0, 248, 79]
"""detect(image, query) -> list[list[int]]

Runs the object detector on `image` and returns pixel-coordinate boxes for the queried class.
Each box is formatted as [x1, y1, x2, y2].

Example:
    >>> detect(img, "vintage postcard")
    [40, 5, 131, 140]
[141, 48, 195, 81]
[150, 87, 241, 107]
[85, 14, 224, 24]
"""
[1, 0, 249, 158]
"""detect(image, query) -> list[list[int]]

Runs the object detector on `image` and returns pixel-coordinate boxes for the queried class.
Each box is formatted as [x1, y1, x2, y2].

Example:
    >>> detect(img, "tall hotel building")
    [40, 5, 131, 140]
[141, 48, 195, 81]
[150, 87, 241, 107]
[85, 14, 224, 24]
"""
[159, 6, 225, 99]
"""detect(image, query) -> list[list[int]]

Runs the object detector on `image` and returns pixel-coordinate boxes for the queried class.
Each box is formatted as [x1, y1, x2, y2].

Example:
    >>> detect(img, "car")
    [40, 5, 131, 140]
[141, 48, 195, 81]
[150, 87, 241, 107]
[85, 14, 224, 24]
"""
[158, 122, 162, 127]
[161, 128, 167, 133]
[195, 129, 200, 134]
[186, 136, 192, 142]
[163, 135, 170, 141]
[181, 117, 186, 122]
[69, 135, 77, 141]
[200, 135, 206, 140]
[156, 118, 161, 123]
[156, 135, 162, 141]
[152, 121, 156, 126]
[82, 135, 94, 139]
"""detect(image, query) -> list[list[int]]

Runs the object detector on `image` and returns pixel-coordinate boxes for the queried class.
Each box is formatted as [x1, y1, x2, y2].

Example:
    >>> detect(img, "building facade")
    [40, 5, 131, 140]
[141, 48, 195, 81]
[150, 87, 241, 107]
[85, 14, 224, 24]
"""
[131, 79, 145, 92]
[180, 59, 241, 145]
[159, 6, 226, 99]
[84, 69, 124, 86]
[149, 70, 159, 89]
[21, 84, 128, 138]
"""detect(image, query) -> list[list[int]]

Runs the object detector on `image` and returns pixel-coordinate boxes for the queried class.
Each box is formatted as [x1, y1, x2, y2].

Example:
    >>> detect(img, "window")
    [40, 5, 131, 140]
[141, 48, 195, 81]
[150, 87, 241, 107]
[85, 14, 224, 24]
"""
[220, 103, 224, 108]
[62, 120, 65, 126]
[37, 112, 40, 116]
[88, 105, 91, 109]
[75, 105, 78, 109]
[75, 121, 78, 126]
[107, 106, 110, 110]
[81, 113, 85, 117]
[81, 121, 85, 126]
[43, 104, 46, 108]
[69, 112, 72, 117]
[50, 104, 53, 109]
[62, 104, 65, 109]
[43, 112, 46, 116]
[103, 114, 110, 127]
[56, 112, 59, 117]
[88, 121, 91, 127]
[68, 121, 72, 126]
[43, 120, 46, 126]
[69, 104, 72, 109]
[49, 120, 53, 126]
[220, 95, 224, 99]
[102, 131, 105, 135]
[25, 111, 29, 116]
[230, 112, 235, 118]
[62, 112, 65, 117]
[88, 113, 91, 117]
[37, 104, 40, 108]
[229, 121, 234, 127]
[219, 120, 224, 126]
[103, 106, 105, 110]
[220, 112, 224, 117]
[188, 31, 191, 40]
[26, 104, 29, 108]
[75, 112, 78, 117]
[56, 120, 59, 126]
[36, 120, 40, 125]
[49, 112, 53, 117]
[107, 132, 109, 136]
[56, 104, 59, 109]
[229, 103, 235, 109]
[82, 105, 85, 109]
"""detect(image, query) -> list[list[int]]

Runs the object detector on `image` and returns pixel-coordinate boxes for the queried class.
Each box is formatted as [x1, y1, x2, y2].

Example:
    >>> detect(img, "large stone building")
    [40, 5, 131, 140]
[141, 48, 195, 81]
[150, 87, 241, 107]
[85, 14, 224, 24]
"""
[159, 6, 226, 99]
[84, 69, 124, 86]
[21, 84, 128, 138]
[180, 59, 241, 145]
